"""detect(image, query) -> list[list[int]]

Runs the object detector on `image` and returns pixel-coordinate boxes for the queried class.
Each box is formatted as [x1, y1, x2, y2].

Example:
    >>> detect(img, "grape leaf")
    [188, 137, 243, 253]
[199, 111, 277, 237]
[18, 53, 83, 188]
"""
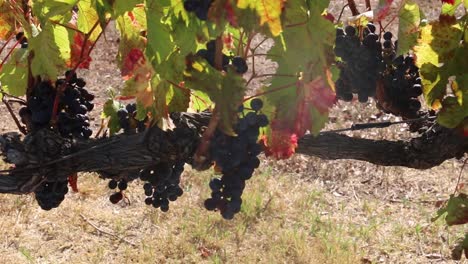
[102, 99, 124, 135]
[31, 0, 76, 24]
[374, 0, 394, 21]
[0, 48, 28, 96]
[145, 0, 173, 68]
[263, 0, 335, 158]
[167, 84, 190, 113]
[237, 0, 285, 36]
[184, 57, 245, 135]
[397, 0, 423, 55]
[116, 7, 146, 77]
[76, 0, 102, 42]
[29, 24, 71, 79]
[415, 22, 467, 127]
[441, 0, 461, 16]
[433, 193, 468, 226]
[68, 32, 93, 69]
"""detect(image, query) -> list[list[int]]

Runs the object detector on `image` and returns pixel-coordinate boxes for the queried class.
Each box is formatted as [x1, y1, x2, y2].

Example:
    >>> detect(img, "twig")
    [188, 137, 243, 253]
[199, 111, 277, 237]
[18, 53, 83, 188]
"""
[337, 4, 349, 23]
[453, 158, 467, 194]
[243, 82, 297, 101]
[2, 96, 27, 135]
[347, 0, 359, 16]
[365, 0, 371, 11]
[79, 214, 137, 247]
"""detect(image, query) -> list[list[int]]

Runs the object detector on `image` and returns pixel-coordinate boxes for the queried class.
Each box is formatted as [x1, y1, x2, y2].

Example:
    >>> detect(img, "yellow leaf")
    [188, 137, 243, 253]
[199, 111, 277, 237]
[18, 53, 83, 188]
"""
[237, 0, 284, 36]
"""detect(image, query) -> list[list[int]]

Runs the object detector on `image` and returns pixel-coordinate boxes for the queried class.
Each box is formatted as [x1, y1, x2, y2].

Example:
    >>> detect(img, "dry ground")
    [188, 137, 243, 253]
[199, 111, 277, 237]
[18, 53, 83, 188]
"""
[0, 1, 467, 263]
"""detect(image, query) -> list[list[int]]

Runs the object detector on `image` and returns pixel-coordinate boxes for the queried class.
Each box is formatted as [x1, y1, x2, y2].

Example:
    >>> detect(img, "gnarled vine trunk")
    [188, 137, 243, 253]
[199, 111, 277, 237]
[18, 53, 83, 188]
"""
[0, 112, 466, 195]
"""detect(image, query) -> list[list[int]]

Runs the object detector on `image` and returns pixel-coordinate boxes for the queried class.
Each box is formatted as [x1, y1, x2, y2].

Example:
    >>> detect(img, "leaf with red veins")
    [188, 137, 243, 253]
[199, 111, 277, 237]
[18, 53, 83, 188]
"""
[374, 0, 394, 22]
[304, 77, 337, 114]
[121, 48, 145, 78]
[224, 1, 238, 27]
[69, 32, 93, 69]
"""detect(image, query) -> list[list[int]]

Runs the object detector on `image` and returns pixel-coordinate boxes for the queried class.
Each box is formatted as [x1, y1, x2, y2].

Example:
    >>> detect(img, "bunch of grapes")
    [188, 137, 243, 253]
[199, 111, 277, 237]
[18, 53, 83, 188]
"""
[334, 24, 383, 102]
[204, 98, 268, 219]
[34, 181, 69, 210]
[183, 0, 214, 21]
[19, 70, 95, 139]
[140, 162, 185, 212]
[116, 103, 147, 134]
[377, 32, 422, 118]
[196, 40, 248, 74]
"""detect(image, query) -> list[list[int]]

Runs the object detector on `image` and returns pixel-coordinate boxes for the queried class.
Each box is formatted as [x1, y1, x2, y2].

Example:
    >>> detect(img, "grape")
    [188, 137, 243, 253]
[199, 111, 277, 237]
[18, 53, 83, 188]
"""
[344, 25, 356, 36]
[118, 180, 128, 191]
[108, 180, 118, 189]
[250, 98, 263, 111]
[336, 28, 345, 36]
[232, 56, 248, 74]
[109, 192, 123, 204]
[383, 40, 392, 49]
[145, 198, 153, 205]
[383, 31, 393, 40]
[367, 23, 376, 33]
[183, 0, 198, 12]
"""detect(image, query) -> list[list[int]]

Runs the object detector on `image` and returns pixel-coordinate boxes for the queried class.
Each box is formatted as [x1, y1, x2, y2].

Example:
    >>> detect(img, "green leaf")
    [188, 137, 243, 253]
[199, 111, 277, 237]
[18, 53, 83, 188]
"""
[397, 0, 423, 55]
[441, 0, 462, 16]
[0, 49, 28, 96]
[184, 57, 245, 135]
[438, 95, 468, 128]
[29, 24, 71, 79]
[102, 99, 124, 135]
[145, 0, 173, 68]
[32, 0, 77, 24]
[167, 84, 190, 113]
[433, 193, 468, 226]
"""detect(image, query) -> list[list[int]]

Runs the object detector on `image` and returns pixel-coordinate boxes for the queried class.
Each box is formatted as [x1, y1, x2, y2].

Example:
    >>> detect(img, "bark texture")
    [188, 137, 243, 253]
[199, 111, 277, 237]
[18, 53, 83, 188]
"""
[0, 112, 466, 195]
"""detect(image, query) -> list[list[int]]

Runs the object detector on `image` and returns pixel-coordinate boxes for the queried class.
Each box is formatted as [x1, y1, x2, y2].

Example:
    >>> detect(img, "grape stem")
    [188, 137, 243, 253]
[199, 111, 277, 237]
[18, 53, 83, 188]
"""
[0, 34, 14, 60]
[243, 81, 297, 102]
[453, 158, 467, 195]
[337, 4, 349, 23]
[192, 109, 220, 170]
[246, 73, 298, 87]
[165, 79, 210, 109]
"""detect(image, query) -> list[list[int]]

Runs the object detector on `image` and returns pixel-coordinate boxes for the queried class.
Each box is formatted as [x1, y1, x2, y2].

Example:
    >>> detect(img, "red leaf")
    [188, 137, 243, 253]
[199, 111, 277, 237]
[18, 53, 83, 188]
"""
[441, 0, 455, 4]
[121, 48, 145, 78]
[322, 12, 335, 23]
[224, 1, 238, 26]
[262, 129, 298, 159]
[69, 33, 93, 69]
